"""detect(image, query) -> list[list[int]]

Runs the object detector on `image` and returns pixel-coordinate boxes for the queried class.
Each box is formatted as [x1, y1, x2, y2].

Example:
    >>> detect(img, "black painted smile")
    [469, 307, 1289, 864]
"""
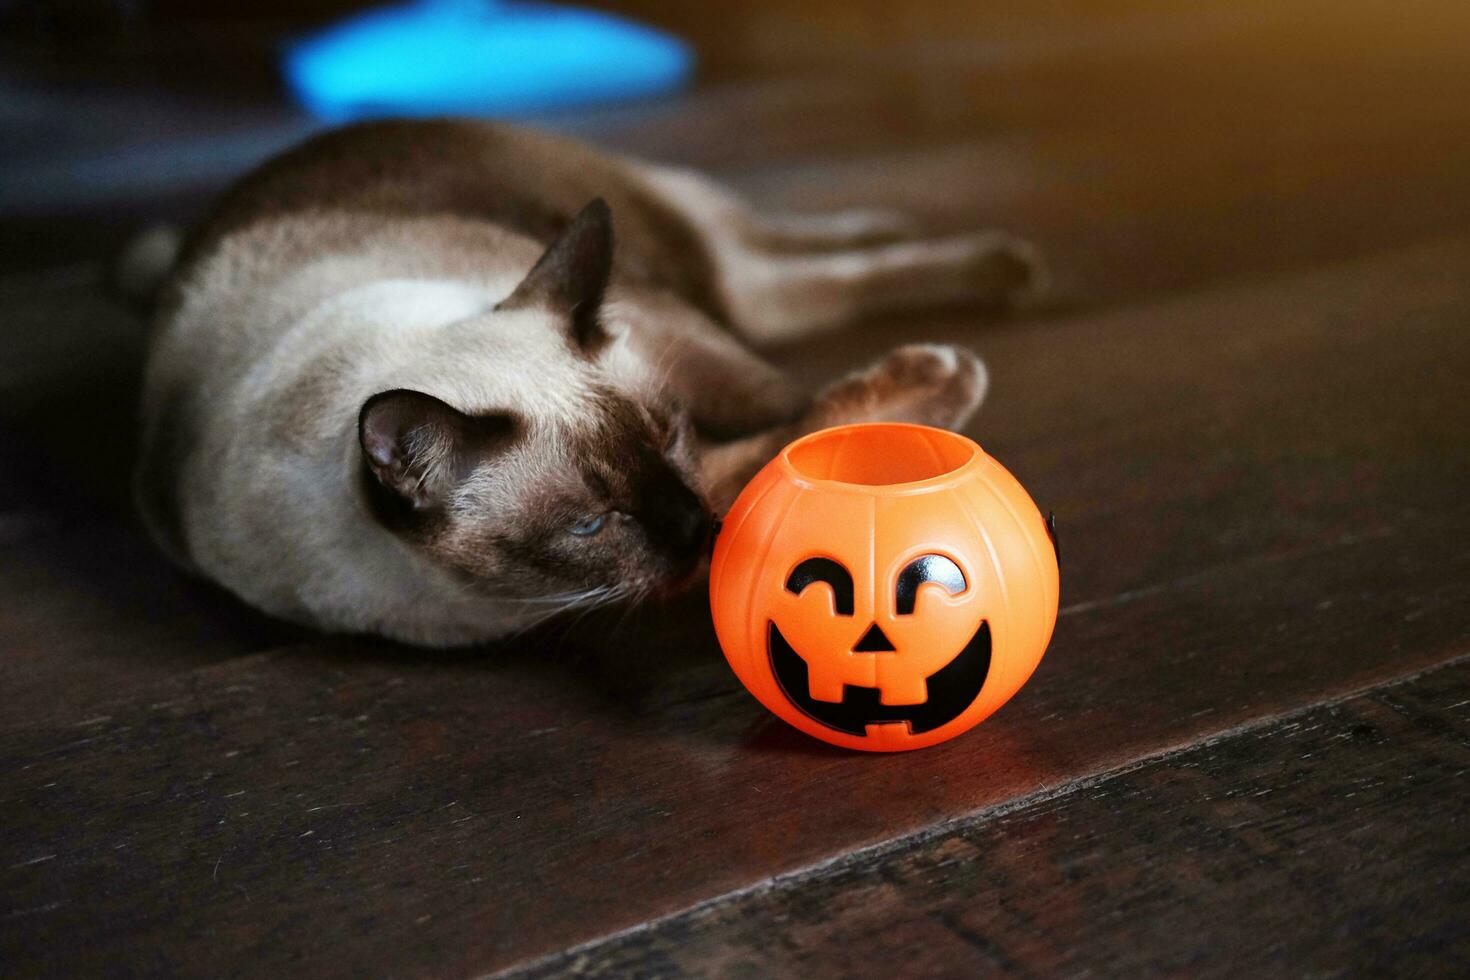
[768, 620, 992, 736]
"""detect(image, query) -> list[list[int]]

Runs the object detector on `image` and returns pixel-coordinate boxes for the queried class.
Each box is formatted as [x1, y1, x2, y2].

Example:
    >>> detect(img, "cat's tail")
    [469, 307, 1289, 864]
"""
[111, 224, 182, 310]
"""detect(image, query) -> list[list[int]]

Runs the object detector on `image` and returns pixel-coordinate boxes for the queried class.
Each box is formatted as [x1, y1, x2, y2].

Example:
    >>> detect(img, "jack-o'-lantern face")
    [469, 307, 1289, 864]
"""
[710, 423, 1059, 752]
[768, 553, 991, 737]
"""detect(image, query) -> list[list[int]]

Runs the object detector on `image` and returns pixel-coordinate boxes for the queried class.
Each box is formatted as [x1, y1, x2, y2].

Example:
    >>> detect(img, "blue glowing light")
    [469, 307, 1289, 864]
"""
[283, 0, 695, 121]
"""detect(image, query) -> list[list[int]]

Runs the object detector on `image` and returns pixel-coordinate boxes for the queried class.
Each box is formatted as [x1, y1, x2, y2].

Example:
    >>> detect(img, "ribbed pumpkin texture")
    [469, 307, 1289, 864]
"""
[710, 423, 1059, 751]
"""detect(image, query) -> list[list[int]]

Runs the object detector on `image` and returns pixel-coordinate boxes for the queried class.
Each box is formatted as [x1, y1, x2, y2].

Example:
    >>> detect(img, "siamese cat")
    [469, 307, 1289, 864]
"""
[134, 119, 1040, 646]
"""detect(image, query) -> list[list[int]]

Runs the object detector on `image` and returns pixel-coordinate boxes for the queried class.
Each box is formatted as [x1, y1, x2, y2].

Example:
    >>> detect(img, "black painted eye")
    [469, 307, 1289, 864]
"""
[786, 557, 854, 616]
[569, 513, 608, 537]
[896, 554, 966, 614]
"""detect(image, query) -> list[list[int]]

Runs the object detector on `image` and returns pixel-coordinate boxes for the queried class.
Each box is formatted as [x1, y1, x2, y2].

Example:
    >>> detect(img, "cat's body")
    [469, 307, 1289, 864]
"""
[136, 119, 1038, 646]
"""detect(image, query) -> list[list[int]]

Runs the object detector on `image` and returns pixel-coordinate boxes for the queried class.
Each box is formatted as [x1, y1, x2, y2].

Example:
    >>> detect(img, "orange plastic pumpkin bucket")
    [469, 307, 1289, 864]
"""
[709, 423, 1059, 751]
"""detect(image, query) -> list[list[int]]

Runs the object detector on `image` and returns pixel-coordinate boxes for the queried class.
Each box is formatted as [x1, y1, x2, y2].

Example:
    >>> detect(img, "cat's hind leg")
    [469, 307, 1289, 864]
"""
[638, 164, 1043, 346]
[719, 231, 1044, 345]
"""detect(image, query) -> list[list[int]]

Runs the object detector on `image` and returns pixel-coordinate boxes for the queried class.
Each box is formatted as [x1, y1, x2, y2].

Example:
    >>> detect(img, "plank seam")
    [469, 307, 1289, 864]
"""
[487, 646, 1470, 978]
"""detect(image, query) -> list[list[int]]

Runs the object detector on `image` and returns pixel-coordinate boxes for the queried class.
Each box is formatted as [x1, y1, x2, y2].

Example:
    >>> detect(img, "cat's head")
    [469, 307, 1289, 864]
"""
[356, 199, 712, 608]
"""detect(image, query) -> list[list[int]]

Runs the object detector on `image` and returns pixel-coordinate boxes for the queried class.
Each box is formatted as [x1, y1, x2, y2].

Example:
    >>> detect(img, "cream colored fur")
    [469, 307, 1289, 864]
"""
[136, 121, 1038, 645]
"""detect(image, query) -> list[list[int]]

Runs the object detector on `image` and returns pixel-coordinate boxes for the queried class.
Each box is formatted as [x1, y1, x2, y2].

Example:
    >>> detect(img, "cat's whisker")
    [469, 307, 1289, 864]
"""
[649, 338, 686, 395]
[504, 588, 615, 606]
[498, 582, 637, 641]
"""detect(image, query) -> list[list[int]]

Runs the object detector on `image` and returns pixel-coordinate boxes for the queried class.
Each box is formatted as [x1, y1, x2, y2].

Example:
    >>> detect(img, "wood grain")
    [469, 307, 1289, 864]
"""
[1, 241, 1466, 976]
[512, 656, 1470, 978]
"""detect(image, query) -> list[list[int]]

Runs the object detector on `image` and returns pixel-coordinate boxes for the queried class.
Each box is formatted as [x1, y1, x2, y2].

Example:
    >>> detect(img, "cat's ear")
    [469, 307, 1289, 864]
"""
[497, 198, 614, 353]
[359, 390, 517, 511]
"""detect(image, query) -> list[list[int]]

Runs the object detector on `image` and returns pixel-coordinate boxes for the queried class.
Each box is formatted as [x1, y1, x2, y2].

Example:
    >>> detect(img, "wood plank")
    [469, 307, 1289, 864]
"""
[511, 655, 1470, 978]
[1, 241, 1467, 976]
[1, 525, 1463, 977]
[0, 521, 296, 734]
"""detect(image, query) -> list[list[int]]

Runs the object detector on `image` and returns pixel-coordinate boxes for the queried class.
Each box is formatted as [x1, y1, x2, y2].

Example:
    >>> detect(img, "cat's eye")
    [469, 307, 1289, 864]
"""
[569, 513, 608, 537]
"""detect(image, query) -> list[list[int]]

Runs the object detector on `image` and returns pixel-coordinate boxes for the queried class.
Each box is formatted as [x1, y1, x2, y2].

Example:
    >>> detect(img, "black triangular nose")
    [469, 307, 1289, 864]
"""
[853, 623, 896, 652]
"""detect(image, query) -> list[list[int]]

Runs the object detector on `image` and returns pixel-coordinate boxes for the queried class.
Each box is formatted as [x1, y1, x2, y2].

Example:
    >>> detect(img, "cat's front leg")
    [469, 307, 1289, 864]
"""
[698, 343, 988, 510]
[801, 342, 988, 432]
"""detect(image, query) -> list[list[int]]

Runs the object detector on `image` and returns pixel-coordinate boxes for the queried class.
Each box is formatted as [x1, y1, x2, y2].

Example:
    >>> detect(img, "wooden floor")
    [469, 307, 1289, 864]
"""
[2, 3, 1468, 976]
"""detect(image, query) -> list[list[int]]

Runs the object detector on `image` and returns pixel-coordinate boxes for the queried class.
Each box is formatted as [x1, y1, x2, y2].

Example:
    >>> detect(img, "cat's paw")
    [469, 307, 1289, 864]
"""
[808, 343, 989, 433]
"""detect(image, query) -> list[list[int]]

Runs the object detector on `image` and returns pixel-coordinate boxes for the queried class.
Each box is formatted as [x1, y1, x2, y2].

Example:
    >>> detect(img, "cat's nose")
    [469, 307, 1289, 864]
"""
[672, 502, 713, 557]
[638, 469, 712, 568]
